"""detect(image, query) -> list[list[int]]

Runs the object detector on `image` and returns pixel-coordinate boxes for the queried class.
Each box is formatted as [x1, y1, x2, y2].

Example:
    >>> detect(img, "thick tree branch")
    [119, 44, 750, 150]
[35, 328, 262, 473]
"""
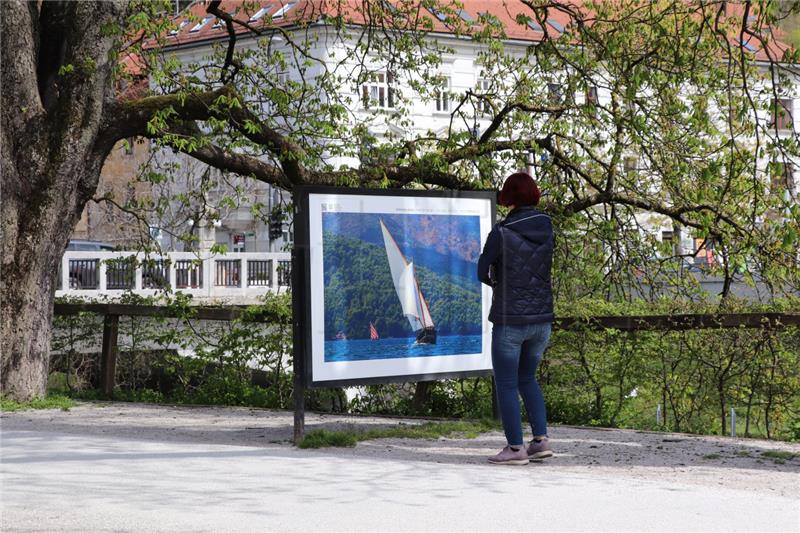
[442, 138, 547, 164]
[105, 85, 233, 139]
[1, 0, 44, 128]
[106, 85, 307, 184]
[160, 120, 294, 190]
[554, 191, 741, 239]
[225, 105, 308, 183]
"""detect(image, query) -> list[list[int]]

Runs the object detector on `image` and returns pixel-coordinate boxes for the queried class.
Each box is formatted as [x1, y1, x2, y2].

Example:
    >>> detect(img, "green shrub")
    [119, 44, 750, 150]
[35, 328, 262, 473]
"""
[49, 293, 800, 441]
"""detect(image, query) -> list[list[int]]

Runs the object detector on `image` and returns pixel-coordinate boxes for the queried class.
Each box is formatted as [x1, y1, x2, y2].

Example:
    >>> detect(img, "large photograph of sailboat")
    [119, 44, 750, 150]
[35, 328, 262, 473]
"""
[322, 212, 482, 362]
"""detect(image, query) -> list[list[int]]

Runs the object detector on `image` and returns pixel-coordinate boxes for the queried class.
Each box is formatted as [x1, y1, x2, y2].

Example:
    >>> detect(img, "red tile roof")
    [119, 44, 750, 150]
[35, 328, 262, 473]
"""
[150, 0, 791, 63]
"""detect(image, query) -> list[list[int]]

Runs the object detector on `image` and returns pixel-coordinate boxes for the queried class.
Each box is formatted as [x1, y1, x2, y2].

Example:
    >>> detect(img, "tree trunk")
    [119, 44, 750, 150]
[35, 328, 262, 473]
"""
[1, 229, 66, 400]
[1, 0, 128, 401]
[411, 381, 434, 414]
[0, 141, 109, 400]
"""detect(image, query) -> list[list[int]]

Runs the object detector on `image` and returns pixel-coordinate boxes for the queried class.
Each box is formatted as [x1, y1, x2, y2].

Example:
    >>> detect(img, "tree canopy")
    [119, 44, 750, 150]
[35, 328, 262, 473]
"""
[125, 0, 800, 296]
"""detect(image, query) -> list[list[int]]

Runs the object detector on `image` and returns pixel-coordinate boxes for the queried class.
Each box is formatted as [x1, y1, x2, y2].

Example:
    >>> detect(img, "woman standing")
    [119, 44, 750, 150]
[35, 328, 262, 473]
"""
[478, 172, 554, 465]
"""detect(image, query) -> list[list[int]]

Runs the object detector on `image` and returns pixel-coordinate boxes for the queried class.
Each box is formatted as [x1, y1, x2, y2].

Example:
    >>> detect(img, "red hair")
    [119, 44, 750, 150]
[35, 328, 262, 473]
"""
[499, 172, 541, 207]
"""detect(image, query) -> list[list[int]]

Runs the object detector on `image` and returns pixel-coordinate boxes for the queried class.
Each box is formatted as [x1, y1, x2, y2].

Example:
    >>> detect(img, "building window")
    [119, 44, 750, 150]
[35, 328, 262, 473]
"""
[457, 9, 473, 22]
[477, 78, 492, 116]
[547, 83, 563, 104]
[362, 72, 395, 109]
[359, 139, 376, 166]
[382, 0, 399, 15]
[232, 233, 246, 253]
[585, 85, 598, 116]
[168, 20, 189, 36]
[272, 2, 297, 19]
[661, 230, 679, 257]
[435, 77, 451, 113]
[189, 16, 212, 32]
[248, 6, 269, 22]
[212, 12, 236, 29]
[586, 86, 598, 105]
[771, 98, 794, 130]
[771, 161, 795, 198]
[427, 6, 448, 22]
[623, 156, 638, 176]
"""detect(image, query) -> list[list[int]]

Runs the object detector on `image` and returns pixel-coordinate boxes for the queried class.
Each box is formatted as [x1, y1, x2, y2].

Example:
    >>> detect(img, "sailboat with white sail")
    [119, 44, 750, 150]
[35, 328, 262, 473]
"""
[379, 219, 437, 344]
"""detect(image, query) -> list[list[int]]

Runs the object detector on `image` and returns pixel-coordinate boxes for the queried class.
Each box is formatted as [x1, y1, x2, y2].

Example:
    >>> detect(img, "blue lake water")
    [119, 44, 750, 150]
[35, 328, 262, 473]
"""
[325, 334, 482, 362]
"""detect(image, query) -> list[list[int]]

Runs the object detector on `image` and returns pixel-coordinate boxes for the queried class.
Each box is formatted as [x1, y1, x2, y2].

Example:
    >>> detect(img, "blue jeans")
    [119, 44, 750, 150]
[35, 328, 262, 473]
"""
[492, 322, 552, 446]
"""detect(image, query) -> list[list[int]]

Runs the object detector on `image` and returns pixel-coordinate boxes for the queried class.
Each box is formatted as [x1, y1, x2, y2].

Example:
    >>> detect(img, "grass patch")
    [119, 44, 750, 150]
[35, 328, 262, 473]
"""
[761, 450, 797, 461]
[734, 451, 752, 458]
[298, 419, 499, 449]
[299, 430, 359, 448]
[701, 453, 722, 460]
[0, 394, 75, 412]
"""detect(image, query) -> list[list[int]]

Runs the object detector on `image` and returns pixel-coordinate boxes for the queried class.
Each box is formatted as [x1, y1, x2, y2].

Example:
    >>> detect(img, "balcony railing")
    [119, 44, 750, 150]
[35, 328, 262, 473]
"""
[56, 251, 291, 302]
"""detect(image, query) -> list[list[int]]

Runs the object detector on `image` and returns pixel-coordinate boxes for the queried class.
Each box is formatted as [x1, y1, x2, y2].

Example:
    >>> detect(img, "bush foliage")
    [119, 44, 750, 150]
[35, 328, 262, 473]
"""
[50, 293, 800, 441]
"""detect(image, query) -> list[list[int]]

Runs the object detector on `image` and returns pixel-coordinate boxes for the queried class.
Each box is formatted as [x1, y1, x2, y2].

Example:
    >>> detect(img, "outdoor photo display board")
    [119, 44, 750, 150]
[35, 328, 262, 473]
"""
[295, 187, 496, 387]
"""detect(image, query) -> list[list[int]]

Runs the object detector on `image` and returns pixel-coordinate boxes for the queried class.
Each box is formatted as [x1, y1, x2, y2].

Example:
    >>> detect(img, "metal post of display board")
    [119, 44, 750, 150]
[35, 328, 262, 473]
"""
[292, 199, 306, 445]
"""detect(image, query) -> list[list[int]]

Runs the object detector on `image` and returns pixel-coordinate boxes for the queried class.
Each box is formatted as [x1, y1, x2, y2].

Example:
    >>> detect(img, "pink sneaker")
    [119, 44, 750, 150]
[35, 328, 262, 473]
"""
[527, 438, 553, 459]
[488, 446, 529, 465]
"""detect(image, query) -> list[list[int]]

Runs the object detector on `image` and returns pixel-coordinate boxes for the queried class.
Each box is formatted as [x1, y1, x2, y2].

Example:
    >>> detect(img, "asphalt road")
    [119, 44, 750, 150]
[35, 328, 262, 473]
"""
[2, 428, 798, 532]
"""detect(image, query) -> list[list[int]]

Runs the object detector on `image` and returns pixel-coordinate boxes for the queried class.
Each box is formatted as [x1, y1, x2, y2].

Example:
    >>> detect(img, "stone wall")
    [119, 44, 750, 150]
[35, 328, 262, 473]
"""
[72, 138, 152, 248]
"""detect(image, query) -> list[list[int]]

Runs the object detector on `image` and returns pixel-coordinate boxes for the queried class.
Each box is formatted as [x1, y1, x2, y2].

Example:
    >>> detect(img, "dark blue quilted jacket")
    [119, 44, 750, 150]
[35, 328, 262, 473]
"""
[477, 206, 554, 324]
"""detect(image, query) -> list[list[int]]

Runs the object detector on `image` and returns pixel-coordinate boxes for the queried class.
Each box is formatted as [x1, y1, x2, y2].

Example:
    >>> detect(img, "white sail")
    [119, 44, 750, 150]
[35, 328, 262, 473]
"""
[415, 274, 434, 328]
[380, 219, 431, 332]
[400, 263, 424, 331]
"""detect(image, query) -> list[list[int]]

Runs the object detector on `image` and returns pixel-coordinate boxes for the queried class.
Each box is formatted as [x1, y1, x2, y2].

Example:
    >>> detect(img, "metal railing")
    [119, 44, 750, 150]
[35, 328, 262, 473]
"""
[277, 260, 292, 287]
[69, 258, 99, 289]
[142, 259, 170, 289]
[215, 259, 241, 287]
[247, 259, 272, 287]
[106, 257, 135, 290]
[56, 251, 291, 302]
[175, 259, 203, 289]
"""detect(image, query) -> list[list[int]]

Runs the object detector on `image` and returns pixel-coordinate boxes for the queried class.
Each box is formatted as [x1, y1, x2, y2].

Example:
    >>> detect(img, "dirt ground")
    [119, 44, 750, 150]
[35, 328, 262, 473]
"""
[2, 401, 798, 499]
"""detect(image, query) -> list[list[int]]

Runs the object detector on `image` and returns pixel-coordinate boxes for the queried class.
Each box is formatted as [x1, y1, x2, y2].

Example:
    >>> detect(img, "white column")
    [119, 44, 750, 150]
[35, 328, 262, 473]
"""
[271, 256, 280, 291]
[98, 258, 108, 292]
[134, 255, 143, 291]
[203, 255, 213, 297]
[61, 255, 70, 293]
[168, 256, 177, 292]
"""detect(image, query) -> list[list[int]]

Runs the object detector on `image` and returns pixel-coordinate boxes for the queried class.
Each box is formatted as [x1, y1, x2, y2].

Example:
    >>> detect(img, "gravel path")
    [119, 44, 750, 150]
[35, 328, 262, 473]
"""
[2, 401, 798, 499]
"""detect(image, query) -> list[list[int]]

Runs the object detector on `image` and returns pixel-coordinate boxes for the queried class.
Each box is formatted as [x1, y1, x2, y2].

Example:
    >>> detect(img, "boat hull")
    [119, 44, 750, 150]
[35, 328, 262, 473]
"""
[415, 327, 437, 344]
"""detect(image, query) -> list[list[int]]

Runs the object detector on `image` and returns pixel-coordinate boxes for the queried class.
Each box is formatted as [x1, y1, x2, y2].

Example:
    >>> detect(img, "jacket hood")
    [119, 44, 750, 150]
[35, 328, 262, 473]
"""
[501, 207, 552, 246]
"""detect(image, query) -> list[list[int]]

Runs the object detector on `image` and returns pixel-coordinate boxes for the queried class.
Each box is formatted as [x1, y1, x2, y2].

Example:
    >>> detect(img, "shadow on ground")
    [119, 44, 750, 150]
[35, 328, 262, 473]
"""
[2, 401, 798, 477]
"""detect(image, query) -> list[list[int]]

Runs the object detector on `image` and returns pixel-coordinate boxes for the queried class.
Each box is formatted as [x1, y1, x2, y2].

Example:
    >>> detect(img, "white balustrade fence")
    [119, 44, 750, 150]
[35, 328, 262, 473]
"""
[56, 251, 292, 302]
